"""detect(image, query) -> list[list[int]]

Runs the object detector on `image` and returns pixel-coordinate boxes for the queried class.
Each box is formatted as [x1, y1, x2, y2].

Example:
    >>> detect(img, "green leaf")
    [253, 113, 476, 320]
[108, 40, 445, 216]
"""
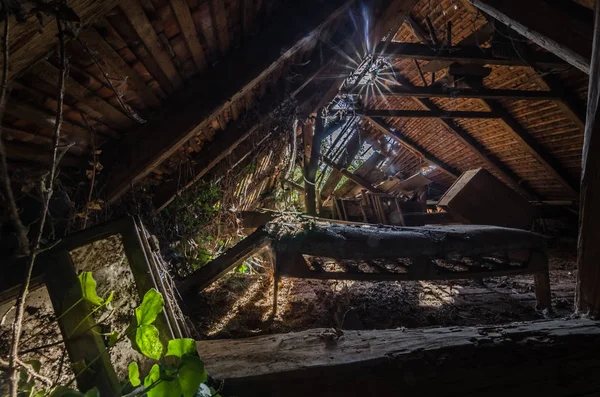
[78, 272, 104, 306]
[136, 324, 163, 360]
[166, 338, 196, 358]
[108, 331, 119, 347]
[128, 362, 141, 387]
[24, 360, 41, 373]
[144, 364, 181, 397]
[135, 288, 164, 326]
[178, 356, 206, 397]
[83, 388, 100, 397]
[49, 387, 84, 397]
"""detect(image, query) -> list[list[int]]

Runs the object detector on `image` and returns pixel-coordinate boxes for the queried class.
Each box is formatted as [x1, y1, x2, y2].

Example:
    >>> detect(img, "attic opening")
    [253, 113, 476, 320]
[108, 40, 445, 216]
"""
[0, 0, 597, 396]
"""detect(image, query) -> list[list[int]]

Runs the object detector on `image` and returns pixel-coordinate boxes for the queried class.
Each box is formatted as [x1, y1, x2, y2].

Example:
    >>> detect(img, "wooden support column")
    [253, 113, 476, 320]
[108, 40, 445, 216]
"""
[576, 0, 600, 316]
[45, 251, 120, 396]
[304, 115, 324, 216]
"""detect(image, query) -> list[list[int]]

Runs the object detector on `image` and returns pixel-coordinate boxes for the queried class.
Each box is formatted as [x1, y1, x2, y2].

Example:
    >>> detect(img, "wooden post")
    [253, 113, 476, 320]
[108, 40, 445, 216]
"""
[576, 0, 600, 316]
[45, 250, 120, 395]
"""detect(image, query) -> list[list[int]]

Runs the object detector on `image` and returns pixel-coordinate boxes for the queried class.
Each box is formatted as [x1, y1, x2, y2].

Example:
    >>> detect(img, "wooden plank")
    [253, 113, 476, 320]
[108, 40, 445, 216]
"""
[242, 0, 255, 35]
[270, 223, 547, 260]
[365, 117, 459, 179]
[209, 0, 231, 55]
[362, 109, 500, 119]
[104, 0, 356, 203]
[197, 319, 600, 396]
[370, 0, 420, 44]
[485, 99, 580, 197]
[178, 228, 270, 295]
[378, 42, 567, 69]
[119, 0, 183, 89]
[3, 141, 81, 168]
[471, 0, 593, 74]
[438, 168, 536, 229]
[321, 155, 383, 193]
[45, 251, 120, 396]
[577, 0, 600, 316]
[0, 0, 121, 81]
[27, 61, 134, 130]
[78, 28, 161, 108]
[378, 85, 560, 100]
[170, 0, 208, 71]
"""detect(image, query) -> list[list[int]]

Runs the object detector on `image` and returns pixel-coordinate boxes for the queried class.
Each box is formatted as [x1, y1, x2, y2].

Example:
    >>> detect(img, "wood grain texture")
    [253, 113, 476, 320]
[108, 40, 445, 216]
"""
[120, 0, 183, 89]
[170, 0, 207, 71]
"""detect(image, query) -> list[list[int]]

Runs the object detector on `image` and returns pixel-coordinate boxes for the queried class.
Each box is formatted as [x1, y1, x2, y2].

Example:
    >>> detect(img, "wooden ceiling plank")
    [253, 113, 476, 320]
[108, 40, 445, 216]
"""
[378, 42, 567, 69]
[470, 0, 592, 74]
[28, 61, 134, 130]
[377, 85, 560, 101]
[322, 155, 384, 193]
[485, 99, 580, 198]
[209, 0, 231, 55]
[119, 0, 183, 89]
[393, 75, 538, 198]
[365, 116, 460, 179]
[78, 28, 162, 108]
[170, 0, 208, 71]
[0, 0, 122, 82]
[105, 0, 356, 203]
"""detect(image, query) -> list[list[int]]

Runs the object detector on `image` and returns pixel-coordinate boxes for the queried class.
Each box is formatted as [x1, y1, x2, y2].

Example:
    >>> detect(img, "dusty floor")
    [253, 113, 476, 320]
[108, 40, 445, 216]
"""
[187, 247, 578, 340]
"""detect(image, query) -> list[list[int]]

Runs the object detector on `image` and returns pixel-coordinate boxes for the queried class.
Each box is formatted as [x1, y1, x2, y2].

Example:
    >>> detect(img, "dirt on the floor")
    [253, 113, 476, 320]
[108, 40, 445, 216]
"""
[187, 247, 578, 340]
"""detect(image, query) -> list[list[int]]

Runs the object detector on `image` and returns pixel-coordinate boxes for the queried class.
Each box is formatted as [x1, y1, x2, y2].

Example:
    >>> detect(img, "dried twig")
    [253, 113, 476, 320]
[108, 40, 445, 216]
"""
[7, 12, 69, 397]
[0, 357, 52, 386]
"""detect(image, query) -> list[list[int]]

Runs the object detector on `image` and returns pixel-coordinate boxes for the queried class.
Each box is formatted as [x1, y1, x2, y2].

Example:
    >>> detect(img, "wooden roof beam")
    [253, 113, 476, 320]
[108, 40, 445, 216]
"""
[377, 42, 567, 69]
[104, 0, 357, 203]
[470, 0, 593, 74]
[0, 0, 122, 82]
[375, 85, 561, 101]
[485, 99, 580, 198]
[321, 155, 384, 194]
[362, 109, 500, 119]
[392, 75, 538, 198]
[364, 116, 460, 179]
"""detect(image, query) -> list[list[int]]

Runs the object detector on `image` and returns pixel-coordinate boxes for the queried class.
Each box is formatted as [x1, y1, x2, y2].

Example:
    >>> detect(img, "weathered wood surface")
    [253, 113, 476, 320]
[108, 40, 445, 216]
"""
[198, 319, 600, 397]
[104, 0, 356, 203]
[379, 86, 560, 100]
[268, 223, 546, 260]
[362, 109, 500, 119]
[178, 228, 271, 295]
[0, 0, 121, 81]
[365, 117, 460, 179]
[438, 168, 537, 229]
[321, 155, 383, 194]
[470, 0, 593, 74]
[378, 42, 568, 69]
[577, 0, 600, 316]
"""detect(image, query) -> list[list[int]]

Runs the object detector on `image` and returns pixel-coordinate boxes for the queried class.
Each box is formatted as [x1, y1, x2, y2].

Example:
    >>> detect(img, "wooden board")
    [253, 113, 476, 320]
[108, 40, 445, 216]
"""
[438, 168, 536, 229]
[197, 319, 600, 397]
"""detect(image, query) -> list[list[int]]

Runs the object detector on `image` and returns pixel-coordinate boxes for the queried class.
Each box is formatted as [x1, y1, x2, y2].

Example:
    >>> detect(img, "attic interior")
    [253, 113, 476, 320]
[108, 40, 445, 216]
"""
[1, 0, 600, 395]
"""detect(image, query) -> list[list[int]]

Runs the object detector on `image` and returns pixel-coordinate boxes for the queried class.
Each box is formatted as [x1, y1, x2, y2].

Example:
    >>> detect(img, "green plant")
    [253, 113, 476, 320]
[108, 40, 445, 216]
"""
[19, 274, 214, 397]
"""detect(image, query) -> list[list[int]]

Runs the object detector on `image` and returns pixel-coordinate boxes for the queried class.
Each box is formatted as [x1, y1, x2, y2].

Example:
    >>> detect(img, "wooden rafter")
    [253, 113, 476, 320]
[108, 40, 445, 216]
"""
[320, 132, 362, 200]
[104, 0, 357, 203]
[362, 109, 500, 119]
[470, 0, 593, 74]
[209, 0, 231, 56]
[377, 42, 567, 69]
[364, 116, 460, 179]
[391, 75, 537, 198]
[119, 0, 183, 90]
[170, 0, 208, 72]
[0, 0, 122, 82]
[485, 100, 580, 197]
[376, 85, 561, 101]
[322, 155, 384, 194]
